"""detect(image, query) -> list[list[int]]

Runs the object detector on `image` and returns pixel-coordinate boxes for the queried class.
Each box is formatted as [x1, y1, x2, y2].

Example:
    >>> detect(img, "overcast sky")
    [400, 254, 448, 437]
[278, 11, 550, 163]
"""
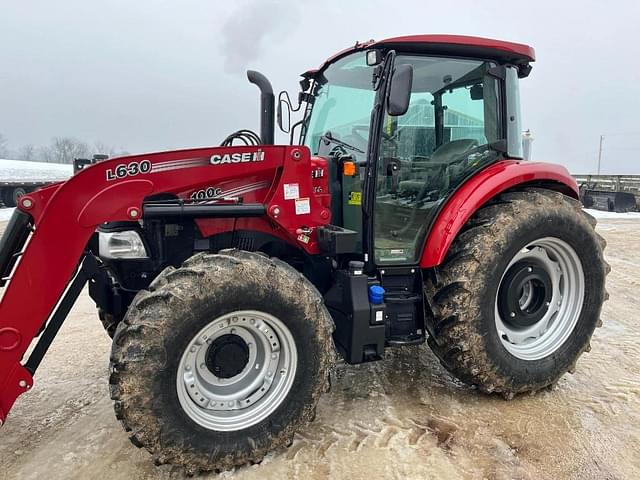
[1, 0, 639, 173]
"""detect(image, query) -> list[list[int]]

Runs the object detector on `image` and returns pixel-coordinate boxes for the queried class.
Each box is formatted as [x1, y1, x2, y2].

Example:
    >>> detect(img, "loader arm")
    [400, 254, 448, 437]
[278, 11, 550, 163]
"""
[0, 145, 329, 424]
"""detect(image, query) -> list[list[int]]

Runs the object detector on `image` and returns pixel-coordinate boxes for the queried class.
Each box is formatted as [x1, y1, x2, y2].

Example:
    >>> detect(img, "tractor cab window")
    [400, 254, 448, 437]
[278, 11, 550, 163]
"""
[374, 55, 501, 265]
[302, 53, 375, 158]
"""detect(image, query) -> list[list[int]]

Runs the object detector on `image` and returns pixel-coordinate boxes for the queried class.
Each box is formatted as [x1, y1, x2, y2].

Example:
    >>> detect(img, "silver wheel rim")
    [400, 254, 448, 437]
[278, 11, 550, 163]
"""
[176, 310, 297, 431]
[495, 237, 585, 361]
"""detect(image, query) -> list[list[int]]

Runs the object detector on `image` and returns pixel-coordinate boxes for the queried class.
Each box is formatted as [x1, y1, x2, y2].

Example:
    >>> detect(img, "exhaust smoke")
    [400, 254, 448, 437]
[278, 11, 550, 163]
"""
[220, 0, 298, 74]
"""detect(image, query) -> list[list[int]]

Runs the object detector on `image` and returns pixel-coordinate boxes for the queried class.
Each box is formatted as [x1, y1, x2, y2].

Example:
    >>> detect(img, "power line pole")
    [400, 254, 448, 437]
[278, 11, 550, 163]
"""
[596, 135, 604, 175]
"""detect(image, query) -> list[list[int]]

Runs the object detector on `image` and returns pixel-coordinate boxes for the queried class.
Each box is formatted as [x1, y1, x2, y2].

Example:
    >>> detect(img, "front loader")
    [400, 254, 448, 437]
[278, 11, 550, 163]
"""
[0, 35, 608, 472]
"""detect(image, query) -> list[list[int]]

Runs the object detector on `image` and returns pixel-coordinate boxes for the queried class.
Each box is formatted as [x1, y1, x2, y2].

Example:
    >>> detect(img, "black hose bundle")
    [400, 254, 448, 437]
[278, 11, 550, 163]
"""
[220, 129, 262, 147]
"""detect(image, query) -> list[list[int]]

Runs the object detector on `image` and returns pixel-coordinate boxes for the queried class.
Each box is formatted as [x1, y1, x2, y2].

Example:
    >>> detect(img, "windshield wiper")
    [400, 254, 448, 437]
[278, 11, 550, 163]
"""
[319, 131, 365, 154]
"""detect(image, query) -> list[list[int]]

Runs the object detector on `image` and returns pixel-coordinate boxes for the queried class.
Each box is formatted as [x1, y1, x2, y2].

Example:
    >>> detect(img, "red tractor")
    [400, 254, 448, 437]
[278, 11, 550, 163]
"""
[0, 35, 607, 472]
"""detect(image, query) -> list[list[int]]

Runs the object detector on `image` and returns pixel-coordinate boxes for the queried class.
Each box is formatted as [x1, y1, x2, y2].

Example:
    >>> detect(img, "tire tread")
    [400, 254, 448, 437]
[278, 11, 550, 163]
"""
[425, 189, 609, 397]
[110, 249, 335, 473]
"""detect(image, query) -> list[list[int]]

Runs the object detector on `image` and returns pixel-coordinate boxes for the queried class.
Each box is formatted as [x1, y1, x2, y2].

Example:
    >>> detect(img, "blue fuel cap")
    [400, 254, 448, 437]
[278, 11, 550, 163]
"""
[368, 285, 385, 305]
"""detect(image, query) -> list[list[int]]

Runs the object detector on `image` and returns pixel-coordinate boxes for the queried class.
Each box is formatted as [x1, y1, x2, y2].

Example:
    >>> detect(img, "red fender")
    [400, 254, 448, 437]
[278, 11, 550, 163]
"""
[419, 160, 579, 268]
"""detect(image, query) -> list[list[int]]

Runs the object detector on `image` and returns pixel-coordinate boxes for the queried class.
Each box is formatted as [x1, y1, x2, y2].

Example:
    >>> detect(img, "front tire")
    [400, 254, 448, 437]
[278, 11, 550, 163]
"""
[425, 189, 608, 397]
[98, 308, 120, 338]
[109, 249, 335, 473]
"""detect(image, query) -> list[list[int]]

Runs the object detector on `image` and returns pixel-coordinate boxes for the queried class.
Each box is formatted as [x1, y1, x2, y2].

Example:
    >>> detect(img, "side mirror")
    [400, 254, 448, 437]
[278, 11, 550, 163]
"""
[470, 84, 483, 100]
[277, 93, 292, 133]
[387, 64, 413, 116]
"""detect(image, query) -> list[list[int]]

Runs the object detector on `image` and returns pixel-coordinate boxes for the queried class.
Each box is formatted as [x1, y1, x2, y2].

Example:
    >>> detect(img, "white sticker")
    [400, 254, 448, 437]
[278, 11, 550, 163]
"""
[375, 311, 383, 323]
[284, 183, 300, 200]
[295, 197, 311, 215]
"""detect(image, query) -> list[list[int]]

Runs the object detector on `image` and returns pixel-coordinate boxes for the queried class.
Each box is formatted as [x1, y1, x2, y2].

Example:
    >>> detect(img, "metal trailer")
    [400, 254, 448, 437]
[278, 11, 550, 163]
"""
[574, 174, 640, 212]
[0, 159, 73, 207]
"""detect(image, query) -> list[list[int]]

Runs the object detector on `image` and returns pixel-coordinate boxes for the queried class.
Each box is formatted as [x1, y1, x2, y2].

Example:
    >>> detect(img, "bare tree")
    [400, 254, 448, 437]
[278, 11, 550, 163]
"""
[93, 141, 129, 158]
[17, 144, 38, 161]
[42, 137, 91, 164]
[4, 137, 129, 163]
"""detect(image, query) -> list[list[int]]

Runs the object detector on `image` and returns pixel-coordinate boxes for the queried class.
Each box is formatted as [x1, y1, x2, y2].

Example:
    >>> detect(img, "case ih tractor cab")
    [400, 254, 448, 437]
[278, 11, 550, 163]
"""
[0, 35, 607, 472]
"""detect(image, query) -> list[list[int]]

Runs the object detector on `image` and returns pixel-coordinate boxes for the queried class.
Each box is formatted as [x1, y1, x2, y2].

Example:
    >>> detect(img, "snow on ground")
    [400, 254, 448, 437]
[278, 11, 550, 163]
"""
[584, 208, 640, 219]
[1, 221, 639, 479]
[0, 208, 15, 222]
[0, 159, 72, 183]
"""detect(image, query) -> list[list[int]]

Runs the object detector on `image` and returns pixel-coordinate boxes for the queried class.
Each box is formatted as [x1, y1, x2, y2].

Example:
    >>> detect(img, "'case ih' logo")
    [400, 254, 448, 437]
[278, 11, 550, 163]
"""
[210, 149, 265, 165]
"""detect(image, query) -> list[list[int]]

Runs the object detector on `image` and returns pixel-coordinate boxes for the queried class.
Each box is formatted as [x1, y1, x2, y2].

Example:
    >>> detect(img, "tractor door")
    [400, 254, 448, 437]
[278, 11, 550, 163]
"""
[304, 52, 378, 252]
[372, 54, 503, 265]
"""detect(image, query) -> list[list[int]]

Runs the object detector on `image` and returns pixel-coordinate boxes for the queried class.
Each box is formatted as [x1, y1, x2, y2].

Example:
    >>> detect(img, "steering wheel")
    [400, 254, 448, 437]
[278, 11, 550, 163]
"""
[351, 125, 369, 143]
[351, 124, 397, 145]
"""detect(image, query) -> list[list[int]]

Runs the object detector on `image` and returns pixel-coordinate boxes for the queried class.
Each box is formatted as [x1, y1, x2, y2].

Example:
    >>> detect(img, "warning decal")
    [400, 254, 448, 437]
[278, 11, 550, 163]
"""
[284, 183, 300, 200]
[295, 197, 311, 215]
[348, 191, 362, 205]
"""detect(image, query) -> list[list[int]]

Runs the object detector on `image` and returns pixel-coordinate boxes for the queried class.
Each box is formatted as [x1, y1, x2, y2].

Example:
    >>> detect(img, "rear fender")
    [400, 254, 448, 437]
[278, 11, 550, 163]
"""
[419, 160, 579, 268]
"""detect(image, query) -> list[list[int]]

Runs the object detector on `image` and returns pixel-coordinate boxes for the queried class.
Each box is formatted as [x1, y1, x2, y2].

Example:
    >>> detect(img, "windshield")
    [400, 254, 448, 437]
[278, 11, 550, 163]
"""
[302, 52, 375, 155]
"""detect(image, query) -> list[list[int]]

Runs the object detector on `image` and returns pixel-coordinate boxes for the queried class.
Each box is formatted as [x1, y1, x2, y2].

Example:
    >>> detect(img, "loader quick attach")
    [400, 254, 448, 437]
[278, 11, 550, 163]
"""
[0, 35, 608, 472]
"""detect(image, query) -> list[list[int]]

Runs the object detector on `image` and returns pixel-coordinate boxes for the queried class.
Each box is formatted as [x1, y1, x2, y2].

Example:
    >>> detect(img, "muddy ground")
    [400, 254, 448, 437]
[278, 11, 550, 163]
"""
[0, 217, 638, 480]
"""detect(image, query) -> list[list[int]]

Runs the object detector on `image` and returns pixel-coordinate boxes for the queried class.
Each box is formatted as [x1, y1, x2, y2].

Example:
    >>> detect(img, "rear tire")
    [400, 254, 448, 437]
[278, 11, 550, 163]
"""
[109, 249, 335, 473]
[425, 189, 608, 397]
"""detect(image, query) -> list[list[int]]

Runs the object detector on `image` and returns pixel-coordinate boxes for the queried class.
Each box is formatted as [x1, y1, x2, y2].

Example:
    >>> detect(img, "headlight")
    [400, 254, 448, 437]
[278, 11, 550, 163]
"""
[98, 230, 148, 259]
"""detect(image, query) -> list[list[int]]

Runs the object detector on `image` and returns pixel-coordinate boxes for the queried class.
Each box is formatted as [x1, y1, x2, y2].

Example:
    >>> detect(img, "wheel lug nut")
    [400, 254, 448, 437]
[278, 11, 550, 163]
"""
[510, 312, 516, 318]
[267, 371, 273, 377]
[527, 267, 533, 272]
[271, 353, 277, 359]
[190, 347, 196, 353]
[200, 364, 205, 370]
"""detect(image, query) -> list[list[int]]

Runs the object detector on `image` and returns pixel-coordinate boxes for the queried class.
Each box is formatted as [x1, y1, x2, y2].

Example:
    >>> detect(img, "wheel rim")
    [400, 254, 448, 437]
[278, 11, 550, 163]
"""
[495, 237, 585, 361]
[176, 310, 297, 431]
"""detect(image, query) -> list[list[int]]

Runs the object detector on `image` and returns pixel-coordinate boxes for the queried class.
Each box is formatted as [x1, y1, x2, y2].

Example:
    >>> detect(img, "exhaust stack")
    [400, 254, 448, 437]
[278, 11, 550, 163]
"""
[247, 70, 275, 145]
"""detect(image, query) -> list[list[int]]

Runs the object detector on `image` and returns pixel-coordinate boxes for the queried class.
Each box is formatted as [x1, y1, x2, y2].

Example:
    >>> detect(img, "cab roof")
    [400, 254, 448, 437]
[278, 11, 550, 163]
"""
[305, 34, 535, 77]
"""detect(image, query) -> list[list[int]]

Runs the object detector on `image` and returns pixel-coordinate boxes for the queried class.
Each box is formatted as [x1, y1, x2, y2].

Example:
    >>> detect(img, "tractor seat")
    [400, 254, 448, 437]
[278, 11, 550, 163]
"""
[397, 139, 479, 195]
[430, 139, 479, 164]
